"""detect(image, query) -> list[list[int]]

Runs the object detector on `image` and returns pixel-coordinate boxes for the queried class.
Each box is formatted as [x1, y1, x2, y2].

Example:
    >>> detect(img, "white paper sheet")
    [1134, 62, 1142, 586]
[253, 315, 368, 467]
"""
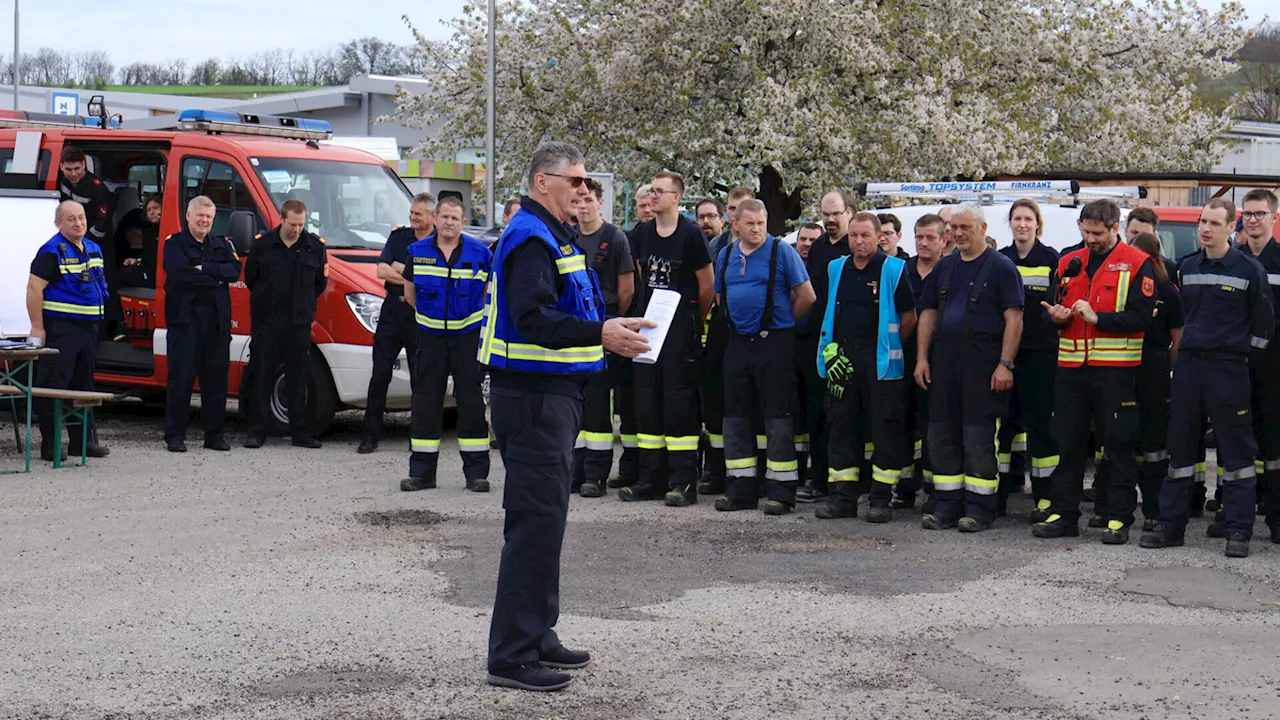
[633, 288, 682, 365]
[0, 192, 61, 338]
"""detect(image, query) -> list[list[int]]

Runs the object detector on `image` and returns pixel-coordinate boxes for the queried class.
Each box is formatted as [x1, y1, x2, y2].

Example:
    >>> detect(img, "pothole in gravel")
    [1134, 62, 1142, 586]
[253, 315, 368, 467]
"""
[355, 509, 447, 528]
[253, 668, 413, 698]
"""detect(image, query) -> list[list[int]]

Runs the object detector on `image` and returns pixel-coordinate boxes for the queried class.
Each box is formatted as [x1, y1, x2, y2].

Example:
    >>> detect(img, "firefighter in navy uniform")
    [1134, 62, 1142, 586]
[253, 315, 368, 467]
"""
[897, 214, 947, 512]
[1142, 198, 1274, 558]
[997, 200, 1061, 521]
[814, 212, 915, 522]
[359, 194, 436, 454]
[242, 199, 328, 449]
[402, 196, 493, 493]
[712, 199, 815, 515]
[25, 201, 111, 460]
[481, 143, 653, 692]
[162, 196, 243, 453]
[57, 147, 115, 252]
[1234, 189, 1280, 542]
[914, 204, 1024, 533]
[1034, 200, 1155, 544]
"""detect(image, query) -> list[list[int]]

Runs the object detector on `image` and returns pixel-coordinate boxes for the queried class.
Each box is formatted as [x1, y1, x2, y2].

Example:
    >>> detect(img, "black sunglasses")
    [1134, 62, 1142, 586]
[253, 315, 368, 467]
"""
[545, 172, 589, 188]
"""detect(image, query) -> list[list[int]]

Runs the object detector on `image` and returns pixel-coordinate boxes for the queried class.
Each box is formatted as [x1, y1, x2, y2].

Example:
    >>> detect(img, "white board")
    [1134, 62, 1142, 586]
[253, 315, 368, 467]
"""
[0, 191, 61, 338]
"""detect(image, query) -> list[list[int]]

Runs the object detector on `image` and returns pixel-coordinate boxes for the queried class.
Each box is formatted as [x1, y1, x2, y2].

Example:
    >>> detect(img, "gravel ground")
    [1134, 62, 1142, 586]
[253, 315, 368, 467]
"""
[2, 402, 1279, 720]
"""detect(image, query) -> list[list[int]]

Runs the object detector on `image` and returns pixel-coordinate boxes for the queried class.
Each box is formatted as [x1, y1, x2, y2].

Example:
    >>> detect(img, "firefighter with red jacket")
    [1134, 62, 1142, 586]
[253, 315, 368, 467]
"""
[1033, 200, 1156, 544]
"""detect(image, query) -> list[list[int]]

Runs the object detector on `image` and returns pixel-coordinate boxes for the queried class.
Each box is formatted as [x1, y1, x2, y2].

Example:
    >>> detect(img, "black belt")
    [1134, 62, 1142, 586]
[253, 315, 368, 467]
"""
[1185, 349, 1247, 363]
[735, 327, 793, 340]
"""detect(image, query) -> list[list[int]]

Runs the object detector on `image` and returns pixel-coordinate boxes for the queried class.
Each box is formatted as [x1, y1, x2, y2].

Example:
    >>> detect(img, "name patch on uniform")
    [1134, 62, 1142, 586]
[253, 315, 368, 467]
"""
[559, 244, 574, 256]
[419, 257, 437, 265]
[1106, 263, 1131, 272]
[1142, 277, 1154, 297]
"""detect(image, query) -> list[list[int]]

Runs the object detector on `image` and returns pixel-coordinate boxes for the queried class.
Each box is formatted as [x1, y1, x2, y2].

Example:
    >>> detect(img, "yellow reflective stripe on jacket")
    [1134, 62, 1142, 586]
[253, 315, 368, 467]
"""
[486, 339, 603, 364]
[665, 435, 699, 452]
[59, 257, 105, 274]
[41, 300, 104, 315]
[555, 255, 586, 274]
[414, 264, 489, 282]
[417, 308, 485, 329]
[1016, 265, 1052, 289]
[1115, 271, 1131, 311]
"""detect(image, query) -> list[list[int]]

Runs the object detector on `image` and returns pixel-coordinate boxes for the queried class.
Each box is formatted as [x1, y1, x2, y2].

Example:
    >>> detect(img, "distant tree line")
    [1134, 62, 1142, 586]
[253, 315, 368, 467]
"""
[0, 37, 421, 89]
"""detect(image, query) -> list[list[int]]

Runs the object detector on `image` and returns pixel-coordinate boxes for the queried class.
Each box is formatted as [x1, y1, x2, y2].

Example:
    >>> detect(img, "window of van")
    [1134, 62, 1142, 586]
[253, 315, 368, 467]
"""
[0, 149, 52, 190]
[250, 157, 412, 250]
[1157, 222, 1199, 262]
[182, 157, 265, 235]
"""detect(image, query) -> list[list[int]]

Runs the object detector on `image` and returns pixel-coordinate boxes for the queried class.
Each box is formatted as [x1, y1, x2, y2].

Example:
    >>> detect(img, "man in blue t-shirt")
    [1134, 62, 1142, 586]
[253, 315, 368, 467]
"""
[914, 203, 1024, 532]
[712, 199, 815, 515]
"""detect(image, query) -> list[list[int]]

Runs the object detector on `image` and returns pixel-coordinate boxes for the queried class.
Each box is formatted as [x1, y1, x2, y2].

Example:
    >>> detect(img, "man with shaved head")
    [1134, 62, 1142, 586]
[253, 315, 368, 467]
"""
[26, 200, 112, 461]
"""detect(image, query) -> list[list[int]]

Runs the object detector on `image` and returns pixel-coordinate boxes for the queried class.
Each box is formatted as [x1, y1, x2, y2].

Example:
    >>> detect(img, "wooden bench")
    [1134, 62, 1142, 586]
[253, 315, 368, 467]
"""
[0, 385, 115, 468]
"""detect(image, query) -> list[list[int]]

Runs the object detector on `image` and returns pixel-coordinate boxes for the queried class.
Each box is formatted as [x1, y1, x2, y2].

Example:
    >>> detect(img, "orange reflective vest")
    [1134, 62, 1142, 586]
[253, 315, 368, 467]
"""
[1056, 242, 1150, 368]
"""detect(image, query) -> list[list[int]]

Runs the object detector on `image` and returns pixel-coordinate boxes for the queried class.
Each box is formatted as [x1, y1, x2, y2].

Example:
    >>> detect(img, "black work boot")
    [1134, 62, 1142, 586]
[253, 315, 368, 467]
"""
[1101, 520, 1130, 545]
[921, 513, 958, 530]
[400, 476, 437, 491]
[958, 516, 992, 533]
[664, 485, 697, 507]
[891, 491, 916, 510]
[1139, 522, 1185, 548]
[864, 506, 893, 524]
[1225, 531, 1250, 558]
[619, 482, 660, 502]
[1032, 514, 1080, 538]
[466, 478, 491, 493]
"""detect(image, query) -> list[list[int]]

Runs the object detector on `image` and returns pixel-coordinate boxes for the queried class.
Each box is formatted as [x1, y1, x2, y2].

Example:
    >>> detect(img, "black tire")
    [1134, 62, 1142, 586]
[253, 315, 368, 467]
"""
[240, 348, 340, 436]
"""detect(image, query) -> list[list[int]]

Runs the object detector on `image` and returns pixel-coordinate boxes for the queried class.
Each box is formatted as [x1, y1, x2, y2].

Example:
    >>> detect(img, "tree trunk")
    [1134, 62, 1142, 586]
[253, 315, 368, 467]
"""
[758, 165, 803, 237]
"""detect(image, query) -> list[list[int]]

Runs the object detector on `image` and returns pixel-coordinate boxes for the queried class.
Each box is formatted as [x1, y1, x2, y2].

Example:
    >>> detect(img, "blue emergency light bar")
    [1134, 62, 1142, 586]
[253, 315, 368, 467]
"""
[177, 109, 333, 140]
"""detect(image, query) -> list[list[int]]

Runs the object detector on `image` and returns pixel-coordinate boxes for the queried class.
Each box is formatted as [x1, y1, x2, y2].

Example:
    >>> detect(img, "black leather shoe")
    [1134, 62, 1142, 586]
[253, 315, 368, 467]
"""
[1032, 514, 1080, 538]
[1029, 499, 1053, 524]
[357, 439, 377, 454]
[487, 664, 572, 691]
[1139, 523, 1185, 548]
[166, 439, 187, 453]
[713, 495, 757, 512]
[244, 435, 265, 449]
[466, 478, 491, 493]
[864, 506, 893, 524]
[1087, 514, 1106, 529]
[815, 502, 856, 519]
[921, 513, 958, 530]
[579, 481, 605, 498]
[40, 446, 68, 462]
[606, 475, 635, 489]
[204, 437, 231, 451]
[1225, 531, 1250, 558]
[292, 436, 322, 449]
[1142, 518, 1159, 532]
[1206, 520, 1227, 538]
[761, 499, 791, 516]
[540, 645, 590, 669]
[957, 517, 991, 533]
[1101, 521, 1130, 545]
[400, 476, 437, 491]
[664, 486, 697, 507]
[619, 483, 660, 502]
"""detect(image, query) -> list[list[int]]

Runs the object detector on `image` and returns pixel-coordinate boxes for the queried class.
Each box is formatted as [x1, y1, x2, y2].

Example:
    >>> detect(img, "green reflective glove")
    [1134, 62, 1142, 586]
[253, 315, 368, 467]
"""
[823, 342, 853, 395]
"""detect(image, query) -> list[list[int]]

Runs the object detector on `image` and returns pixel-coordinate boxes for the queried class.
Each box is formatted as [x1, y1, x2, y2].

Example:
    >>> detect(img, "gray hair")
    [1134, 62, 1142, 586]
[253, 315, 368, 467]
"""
[527, 141, 584, 187]
[735, 198, 767, 219]
[411, 192, 438, 211]
[187, 195, 216, 213]
[951, 202, 986, 228]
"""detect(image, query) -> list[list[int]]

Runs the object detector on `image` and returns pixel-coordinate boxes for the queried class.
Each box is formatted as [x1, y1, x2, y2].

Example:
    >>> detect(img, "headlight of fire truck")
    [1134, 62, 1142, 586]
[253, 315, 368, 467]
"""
[346, 293, 384, 333]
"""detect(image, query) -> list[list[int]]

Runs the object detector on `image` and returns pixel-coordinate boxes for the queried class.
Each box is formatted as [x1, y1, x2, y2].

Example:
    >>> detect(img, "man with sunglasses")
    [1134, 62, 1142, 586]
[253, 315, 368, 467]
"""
[26, 200, 112, 461]
[622, 171, 714, 506]
[482, 142, 653, 691]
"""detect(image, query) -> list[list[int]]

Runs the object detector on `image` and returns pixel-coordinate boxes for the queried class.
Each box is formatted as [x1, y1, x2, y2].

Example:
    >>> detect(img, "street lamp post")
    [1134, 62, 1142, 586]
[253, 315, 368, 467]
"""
[485, 0, 496, 227]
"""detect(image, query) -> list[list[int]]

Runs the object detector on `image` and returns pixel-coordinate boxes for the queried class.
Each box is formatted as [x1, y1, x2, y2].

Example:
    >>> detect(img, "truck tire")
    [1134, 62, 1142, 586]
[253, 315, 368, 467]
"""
[240, 348, 340, 436]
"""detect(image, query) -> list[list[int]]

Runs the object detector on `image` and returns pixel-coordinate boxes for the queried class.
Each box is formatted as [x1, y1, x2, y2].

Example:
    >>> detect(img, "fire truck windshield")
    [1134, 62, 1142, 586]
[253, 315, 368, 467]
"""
[252, 157, 412, 249]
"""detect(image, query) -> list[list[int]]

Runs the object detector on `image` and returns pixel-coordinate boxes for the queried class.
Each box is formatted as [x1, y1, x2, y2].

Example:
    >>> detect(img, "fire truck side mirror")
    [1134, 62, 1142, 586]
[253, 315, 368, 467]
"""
[228, 211, 257, 256]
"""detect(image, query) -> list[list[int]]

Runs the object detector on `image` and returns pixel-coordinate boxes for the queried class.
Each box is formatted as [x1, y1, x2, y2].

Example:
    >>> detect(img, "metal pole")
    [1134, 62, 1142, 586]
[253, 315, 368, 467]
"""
[485, 0, 496, 227]
[12, 0, 18, 110]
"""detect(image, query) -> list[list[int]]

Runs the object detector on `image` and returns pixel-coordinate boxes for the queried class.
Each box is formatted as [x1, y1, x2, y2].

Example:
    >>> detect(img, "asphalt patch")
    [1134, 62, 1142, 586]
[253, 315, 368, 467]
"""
[355, 509, 447, 528]
[431, 514, 1044, 619]
[1117, 566, 1280, 611]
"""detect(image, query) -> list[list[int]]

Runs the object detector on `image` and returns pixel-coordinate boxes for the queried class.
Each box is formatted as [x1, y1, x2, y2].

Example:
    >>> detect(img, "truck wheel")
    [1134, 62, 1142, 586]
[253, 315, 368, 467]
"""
[241, 349, 340, 436]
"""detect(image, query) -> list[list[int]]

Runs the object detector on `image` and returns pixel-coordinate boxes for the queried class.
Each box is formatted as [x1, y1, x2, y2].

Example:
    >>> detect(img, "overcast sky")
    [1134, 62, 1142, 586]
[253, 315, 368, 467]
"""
[5, 0, 1274, 68]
